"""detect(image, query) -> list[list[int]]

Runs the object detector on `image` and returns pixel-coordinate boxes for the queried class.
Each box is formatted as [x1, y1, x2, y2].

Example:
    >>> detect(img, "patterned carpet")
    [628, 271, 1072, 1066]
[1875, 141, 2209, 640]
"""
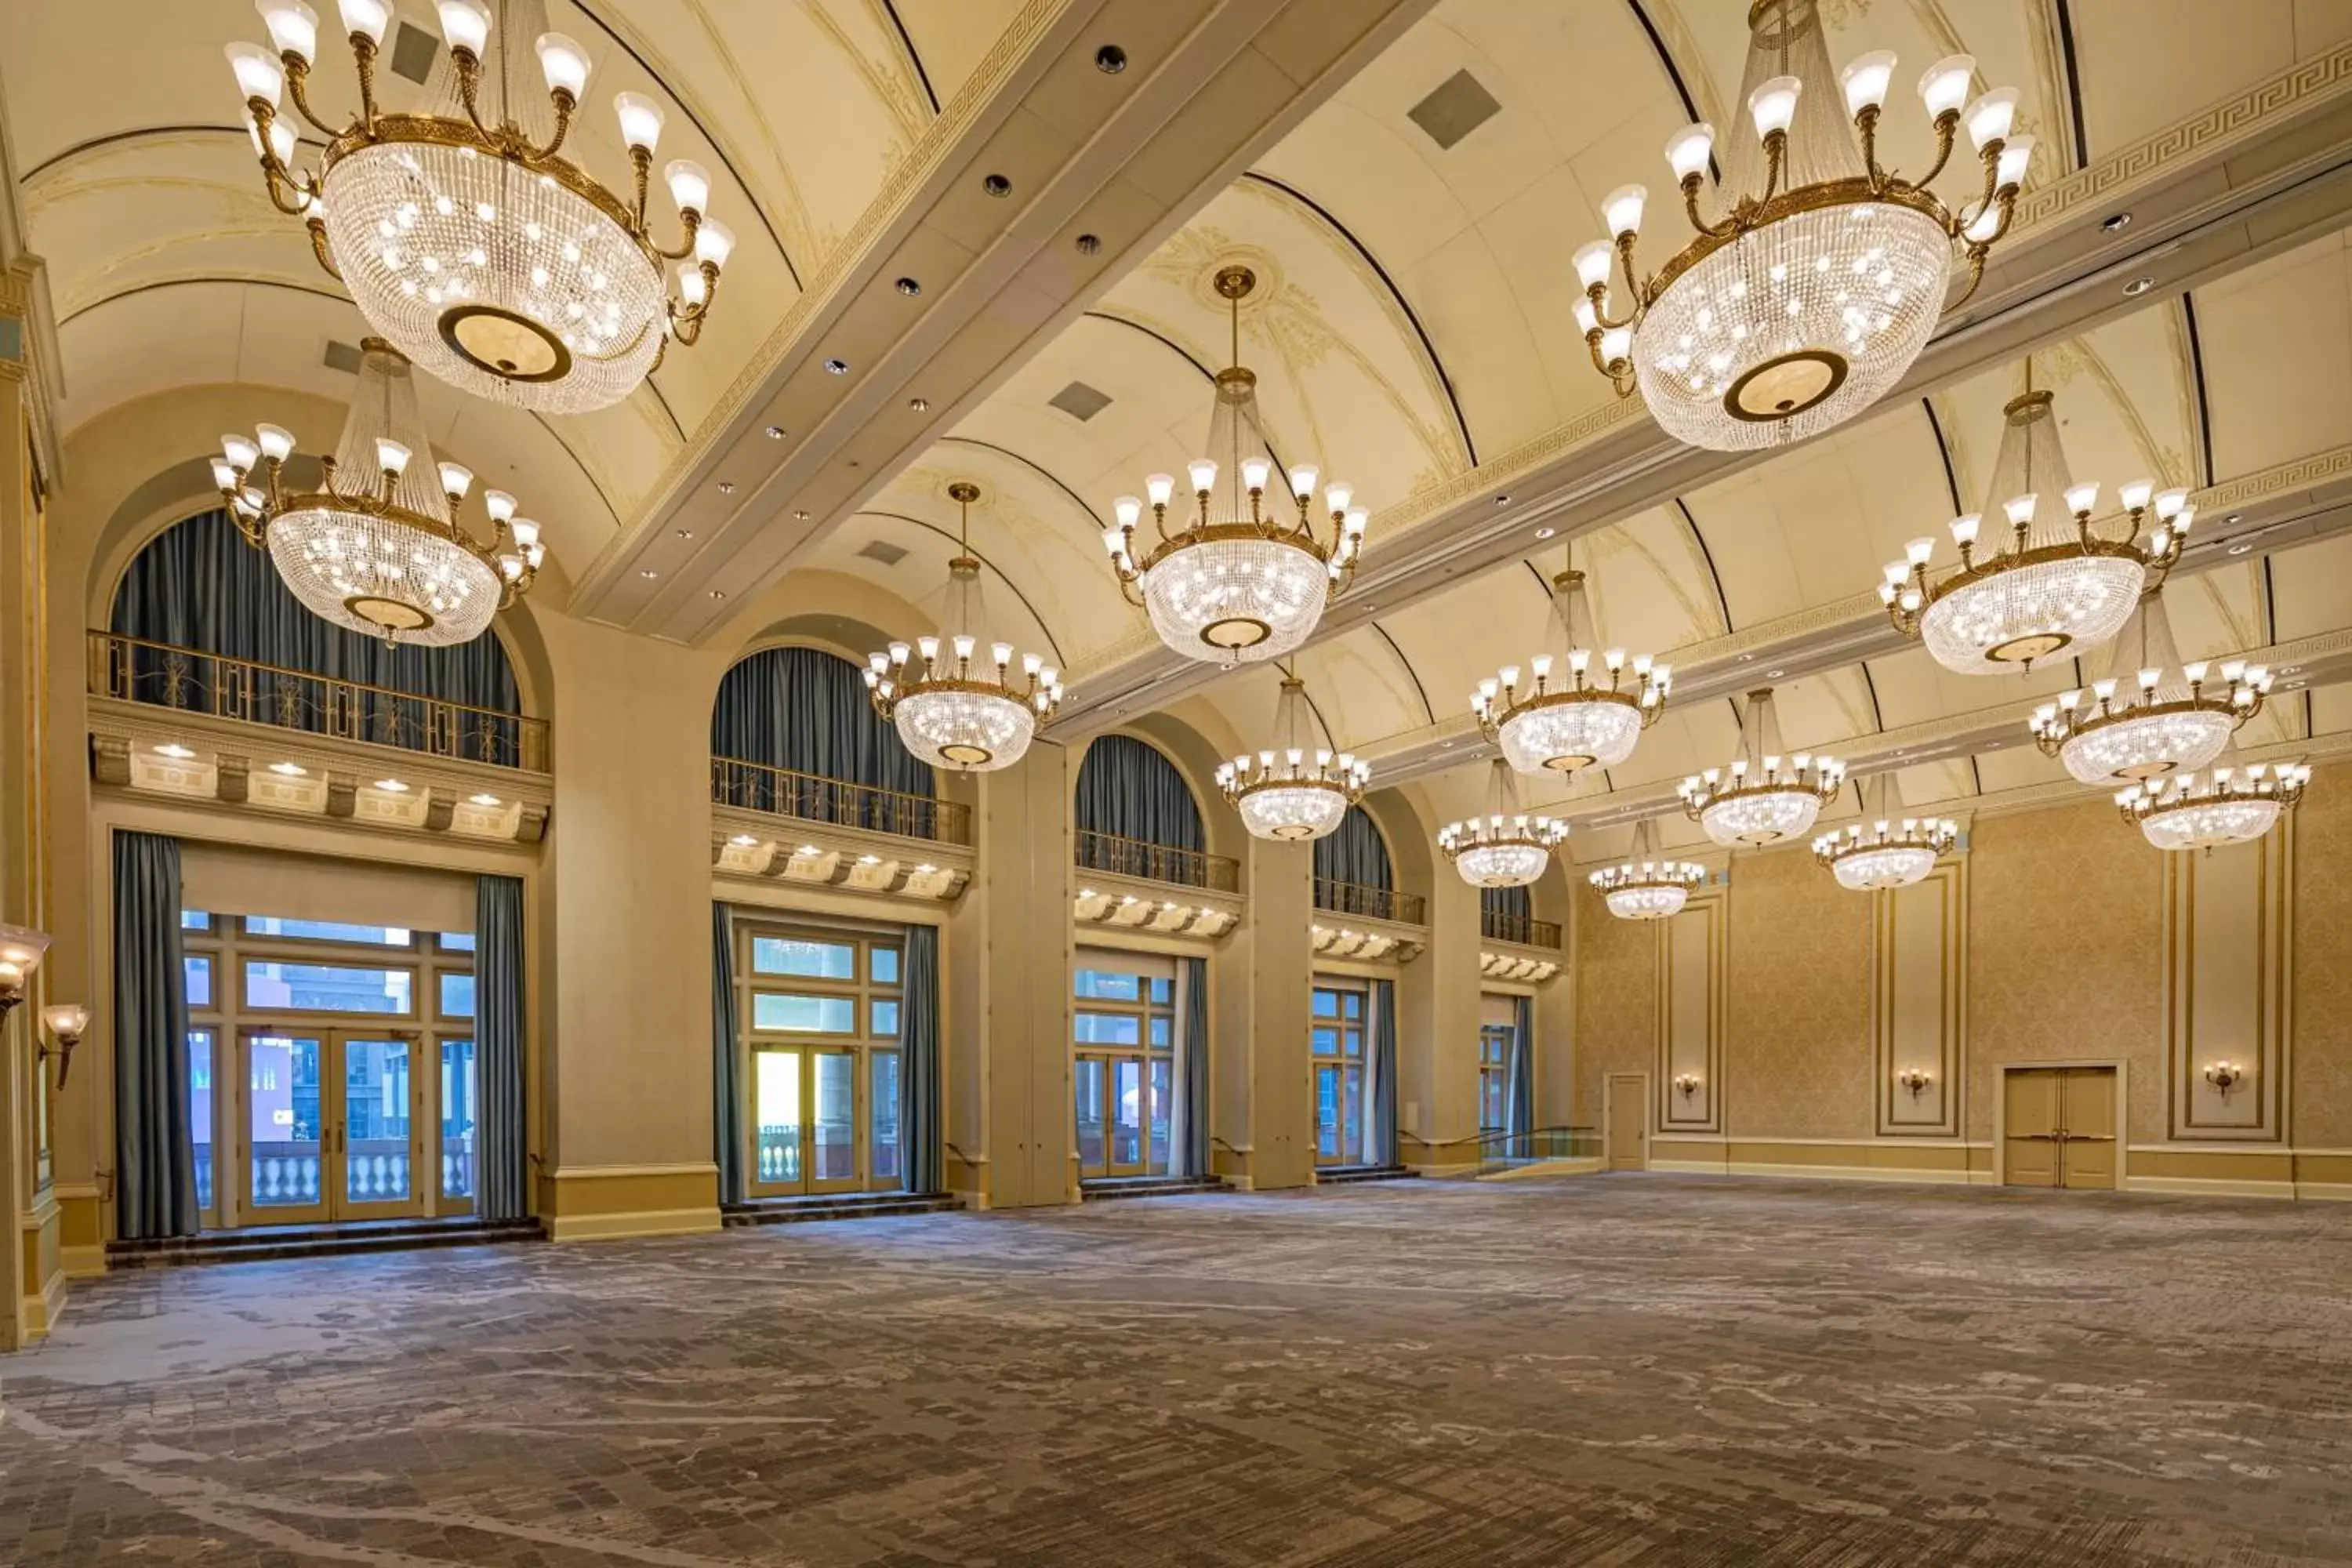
[3, 1176, 2350, 1566]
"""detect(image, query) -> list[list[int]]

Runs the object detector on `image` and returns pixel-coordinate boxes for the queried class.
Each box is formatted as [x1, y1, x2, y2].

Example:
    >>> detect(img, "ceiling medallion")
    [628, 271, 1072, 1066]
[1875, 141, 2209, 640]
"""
[1104, 265, 1366, 665]
[1680, 687, 1845, 848]
[866, 483, 1062, 772]
[2118, 758, 2310, 852]
[1590, 817, 1705, 921]
[1574, 0, 2026, 451]
[1440, 759, 1567, 889]
[1813, 773, 1955, 891]
[1472, 560, 1670, 775]
[1216, 670, 1368, 842]
[1881, 376, 2187, 673]
[211, 338, 544, 645]
[2030, 586, 2269, 784]
[229, 0, 732, 412]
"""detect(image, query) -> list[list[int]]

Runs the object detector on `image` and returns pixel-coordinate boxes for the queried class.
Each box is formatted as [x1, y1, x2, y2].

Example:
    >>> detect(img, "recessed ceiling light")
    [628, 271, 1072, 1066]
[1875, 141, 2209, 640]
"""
[824, 358, 849, 374]
[2285, 679, 2307, 690]
[154, 742, 196, 760]
[916, 862, 937, 874]
[2122, 275, 2157, 296]
[717, 480, 735, 495]
[858, 853, 880, 866]
[1076, 233, 1102, 256]
[2100, 212, 2132, 232]
[2280, 665, 2303, 676]
[640, 568, 659, 579]
[269, 760, 306, 776]
[1534, 526, 1555, 539]
[895, 277, 921, 297]
[909, 397, 929, 412]
[375, 779, 409, 793]
[709, 589, 727, 600]
[1494, 494, 1510, 506]
[1892, 750, 1906, 758]
[793, 509, 811, 521]
[1095, 43, 1127, 73]
[1766, 667, 1785, 678]
[796, 844, 820, 856]
[729, 833, 758, 847]
[2228, 543, 2253, 555]
[470, 792, 502, 807]
[764, 424, 786, 440]
[1737, 653, 1755, 663]
[674, 528, 693, 539]
[982, 173, 1011, 197]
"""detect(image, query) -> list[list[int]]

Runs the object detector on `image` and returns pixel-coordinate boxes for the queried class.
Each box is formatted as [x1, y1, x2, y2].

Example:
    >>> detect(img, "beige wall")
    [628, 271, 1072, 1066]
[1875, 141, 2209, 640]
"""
[2292, 782, 2352, 1148]
[1726, 844, 1872, 1142]
[1572, 880, 1657, 1121]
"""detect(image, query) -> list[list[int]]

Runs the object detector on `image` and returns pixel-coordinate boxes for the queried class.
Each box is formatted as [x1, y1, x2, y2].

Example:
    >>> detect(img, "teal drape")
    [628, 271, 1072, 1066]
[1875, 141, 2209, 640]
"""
[113, 830, 196, 1240]
[1506, 994, 1536, 1142]
[110, 510, 524, 763]
[713, 902, 744, 1207]
[1316, 805, 1394, 916]
[1367, 977, 1399, 1167]
[1482, 885, 1531, 925]
[901, 924, 942, 1194]
[476, 875, 528, 1221]
[1074, 735, 1203, 851]
[1176, 955, 1209, 1178]
[710, 646, 935, 833]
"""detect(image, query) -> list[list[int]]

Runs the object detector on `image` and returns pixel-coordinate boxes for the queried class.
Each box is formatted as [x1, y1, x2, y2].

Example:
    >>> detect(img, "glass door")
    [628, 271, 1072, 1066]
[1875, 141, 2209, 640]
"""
[810, 1050, 862, 1193]
[1076, 1057, 1108, 1179]
[242, 1029, 329, 1224]
[751, 1047, 804, 1194]
[1109, 1057, 1146, 1175]
[238, 1029, 423, 1222]
[336, 1036, 423, 1219]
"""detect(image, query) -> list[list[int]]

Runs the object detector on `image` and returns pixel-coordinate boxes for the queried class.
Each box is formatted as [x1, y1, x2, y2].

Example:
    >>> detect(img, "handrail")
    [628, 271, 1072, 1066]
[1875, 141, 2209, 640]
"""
[1482, 909, 1564, 949]
[88, 629, 546, 771]
[710, 754, 971, 848]
[1075, 829, 1241, 892]
[1314, 877, 1426, 926]
[1475, 1124, 1598, 1174]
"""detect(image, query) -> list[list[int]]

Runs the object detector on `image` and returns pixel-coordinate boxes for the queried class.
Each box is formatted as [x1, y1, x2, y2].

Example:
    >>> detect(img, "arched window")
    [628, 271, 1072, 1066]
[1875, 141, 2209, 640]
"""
[108, 509, 522, 762]
[1314, 804, 1393, 891]
[712, 645, 935, 832]
[1075, 735, 1203, 851]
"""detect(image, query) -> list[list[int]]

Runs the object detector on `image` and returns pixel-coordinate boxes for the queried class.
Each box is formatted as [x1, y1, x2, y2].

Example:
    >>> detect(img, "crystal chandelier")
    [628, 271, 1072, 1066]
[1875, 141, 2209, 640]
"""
[1104, 267, 1365, 664]
[1680, 688, 1845, 847]
[1590, 818, 1706, 921]
[1881, 376, 2187, 673]
[866, 483, 1062, 772]
[1439, 760, 1567, 888]
[1217, 671, 1368, 841]
[2118, 757, 2310, 852]
[1472, 560, 1670, 775]
[210, 338, 544, 645]
[2030, 587, 2267, 784]
[1573, 0, 2026, 451]
[228, 0, 731, 413]
[1812, 773, 1955, 891]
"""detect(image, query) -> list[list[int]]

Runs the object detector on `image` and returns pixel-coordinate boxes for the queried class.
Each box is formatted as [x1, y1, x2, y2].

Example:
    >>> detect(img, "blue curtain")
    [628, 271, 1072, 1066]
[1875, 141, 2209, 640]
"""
[1506, 994, 1535, 1142]
[108, 510, 524, 764]
[1075, 735, 1203, 850]
[1367, 978, 1398, 1167]
[476, 875, 528, 1221]
[1316, 805, 1394, 916]
[1482, 885, 1531, 924]
[1177, 955, 1209, 1178]
[901, 924, 942, 1194]
[712, 903, 743, 1207]
[710, 645, 935, 834]
[113, 831, 196, 1240]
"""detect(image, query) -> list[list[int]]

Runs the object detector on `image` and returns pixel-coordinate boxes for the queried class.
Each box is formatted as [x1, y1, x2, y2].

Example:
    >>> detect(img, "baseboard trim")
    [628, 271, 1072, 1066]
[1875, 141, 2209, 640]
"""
[1650, 1158, 1994, 1185]
[1403, 1160, 1478, 1178]
[2295, 1181, 2352, 1202]
[2125, 1175, 2296, 1200]
[546, 1207, 722, 1243]
[60, 1243, 107, 1279]
[19, 1267, 70, 1340]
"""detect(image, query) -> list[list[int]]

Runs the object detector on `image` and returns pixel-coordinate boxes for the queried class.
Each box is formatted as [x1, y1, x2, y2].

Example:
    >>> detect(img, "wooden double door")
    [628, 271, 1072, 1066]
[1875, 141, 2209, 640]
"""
[2003, 1067, 2118, 1189]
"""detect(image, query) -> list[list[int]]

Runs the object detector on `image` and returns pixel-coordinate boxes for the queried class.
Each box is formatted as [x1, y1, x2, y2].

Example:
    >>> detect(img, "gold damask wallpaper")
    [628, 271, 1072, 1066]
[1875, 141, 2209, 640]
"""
[2292, 782, 2352, 1149]
[1724, 845, 1873, 1140]
[1573, 882, 1657, 1121]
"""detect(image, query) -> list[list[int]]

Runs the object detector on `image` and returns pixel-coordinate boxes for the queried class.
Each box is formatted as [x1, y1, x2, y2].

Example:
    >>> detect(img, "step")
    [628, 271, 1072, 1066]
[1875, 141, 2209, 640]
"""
[107, 1218, 544, 1269]
[722, 1192, 959, 1228]
[1080, 1176, 1226, 1202]
[1313, 1164, 1419, 1185]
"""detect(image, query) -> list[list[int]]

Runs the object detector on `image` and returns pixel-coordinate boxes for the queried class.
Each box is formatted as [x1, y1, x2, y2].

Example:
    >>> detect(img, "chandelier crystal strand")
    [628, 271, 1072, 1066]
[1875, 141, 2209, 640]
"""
[2029, 586, 2267, 783]
[1590, 817, 1707, 920]
[1680, 687, 1846, 847]
[210, 337, 543, 645]
[2118, 756, 2310, 852]
[1216, 671, 1368, 841]
[1439, 759, 1567, 888]
[1473, 557, 1671, 775]
[1882, 375, 2187, 673]
[230, 0, 729, 412]
[1574, 0, 2027, 450]
[1811, 771, 1955, 891]
[866, 483, 1062, 771]
[1104, 266, 1365, 664]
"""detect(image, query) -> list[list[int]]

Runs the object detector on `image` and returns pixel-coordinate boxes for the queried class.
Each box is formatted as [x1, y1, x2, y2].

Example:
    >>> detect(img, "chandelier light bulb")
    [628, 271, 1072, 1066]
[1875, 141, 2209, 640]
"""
[614, 92, 666, 154]
[256, 423, 296, 463]
[1288, 464, 1319, 500]
[1664, 124, 1714, 183]
[1146, 472, 1175, 507]
[1602, 183, 1646, 238]
[259, 0, 321, 60]
[1918, 54, 1975, 118]
[1748, 75, 1801, 140]
[337, 0, 390, 46]
[434, 0, 489, 56]
[224, 42, 284, 109]
[373, 437, 411, 477]
[1187, 458, 1218, 495]
[437, 460, 473, 499]
[1964, 87, 2019, 151]
[534, 32, 591, 98]
[695, 218, 737, 270]
[1840, 51, 1896, 114]
[222, 431, 263, 470]
[1574, 240, 1616, 291]
[664, 158, 712, 215]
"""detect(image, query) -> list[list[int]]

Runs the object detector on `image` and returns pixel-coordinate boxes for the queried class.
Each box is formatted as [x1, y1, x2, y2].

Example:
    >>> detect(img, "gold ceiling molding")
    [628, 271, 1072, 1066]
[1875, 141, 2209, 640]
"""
[2009, 40, 2352, 236]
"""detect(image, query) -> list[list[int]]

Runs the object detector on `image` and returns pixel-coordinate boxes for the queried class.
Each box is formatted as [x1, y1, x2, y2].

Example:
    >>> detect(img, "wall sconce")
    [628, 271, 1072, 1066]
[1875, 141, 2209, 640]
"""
[1673, 1072, 1702, 1101]
[0, 922, 53, 1021]
[2204, 1060, 2246, 1098]
[1897, 1067, 1933, 1099]
[40, 1004, 89, 1089]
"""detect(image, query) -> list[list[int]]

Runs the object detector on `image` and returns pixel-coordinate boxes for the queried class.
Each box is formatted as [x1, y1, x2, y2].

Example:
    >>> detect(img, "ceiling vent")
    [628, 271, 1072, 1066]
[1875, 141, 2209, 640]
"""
[389, 21, 440, 84]
[1048, 380, 1113, 421]
[1407, 69, 1501, 151]
[856, 539, 909, 567]
[323, 339, 364, 373]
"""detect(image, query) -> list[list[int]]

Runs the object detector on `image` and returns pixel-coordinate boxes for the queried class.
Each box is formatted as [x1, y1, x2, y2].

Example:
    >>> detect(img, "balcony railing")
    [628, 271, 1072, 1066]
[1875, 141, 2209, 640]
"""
[1314, 877, 1425, 926]
[1075, 829, 1241, 893]
[1482, 909, 1564, 949]
[89, 630, 546, 772]
[712, 757, 971, 847]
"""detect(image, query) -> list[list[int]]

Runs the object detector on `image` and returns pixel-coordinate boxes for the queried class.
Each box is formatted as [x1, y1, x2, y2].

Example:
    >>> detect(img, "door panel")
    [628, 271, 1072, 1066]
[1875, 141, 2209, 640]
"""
[1109, 1058, 1145, 1175]
[336, 1036, 423, 1218]
[1606, 1076, 1647, 1171]
[1314, 1063, 1342, 1163]
[1075, 1057, 1107, 1180]
[810, 1051, 861, 1192]
[245, 1031, 329, 1222]
[2060, 1069, 2118, 1189]
[2004, 1069, 2061, 1187]
[238, 1030, 423, 1224]
[752, 1048, 804, 1193]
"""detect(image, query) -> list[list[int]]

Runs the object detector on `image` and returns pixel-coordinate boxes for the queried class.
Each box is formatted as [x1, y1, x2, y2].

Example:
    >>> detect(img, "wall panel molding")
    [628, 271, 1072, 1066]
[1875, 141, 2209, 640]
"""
[1656, 887, 1725, 1134]
[1875, 858, 1966, 1138]
[2165, 826, 2292, 1141]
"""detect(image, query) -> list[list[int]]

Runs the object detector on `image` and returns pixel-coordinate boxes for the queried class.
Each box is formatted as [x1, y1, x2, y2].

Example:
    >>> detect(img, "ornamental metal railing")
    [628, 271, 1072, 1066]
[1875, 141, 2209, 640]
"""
[1074, 829, 1242, 893]
[710, 757, 971, 847]
[1481, 909, 1564, 949]
[88, 630, 546, 772]
[1313, 877, 1426, 926]
[1474, 1125, 1599, 1176]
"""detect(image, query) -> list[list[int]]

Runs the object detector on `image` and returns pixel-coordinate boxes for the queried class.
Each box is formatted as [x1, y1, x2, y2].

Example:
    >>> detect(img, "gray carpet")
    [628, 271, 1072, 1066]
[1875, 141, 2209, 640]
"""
[2, 1176, 2350, 1566]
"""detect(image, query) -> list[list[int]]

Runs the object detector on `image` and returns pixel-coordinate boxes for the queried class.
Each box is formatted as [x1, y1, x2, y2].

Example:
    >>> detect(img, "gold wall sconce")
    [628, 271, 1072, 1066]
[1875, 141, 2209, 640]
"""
[41, 1004, 89, 1089]
[1, 924, 87, 1091]
[2204, 1060, 2246, 1098]
[1673, 1072, 1702, 1101]
[1897, 1066, 1933, 1098]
